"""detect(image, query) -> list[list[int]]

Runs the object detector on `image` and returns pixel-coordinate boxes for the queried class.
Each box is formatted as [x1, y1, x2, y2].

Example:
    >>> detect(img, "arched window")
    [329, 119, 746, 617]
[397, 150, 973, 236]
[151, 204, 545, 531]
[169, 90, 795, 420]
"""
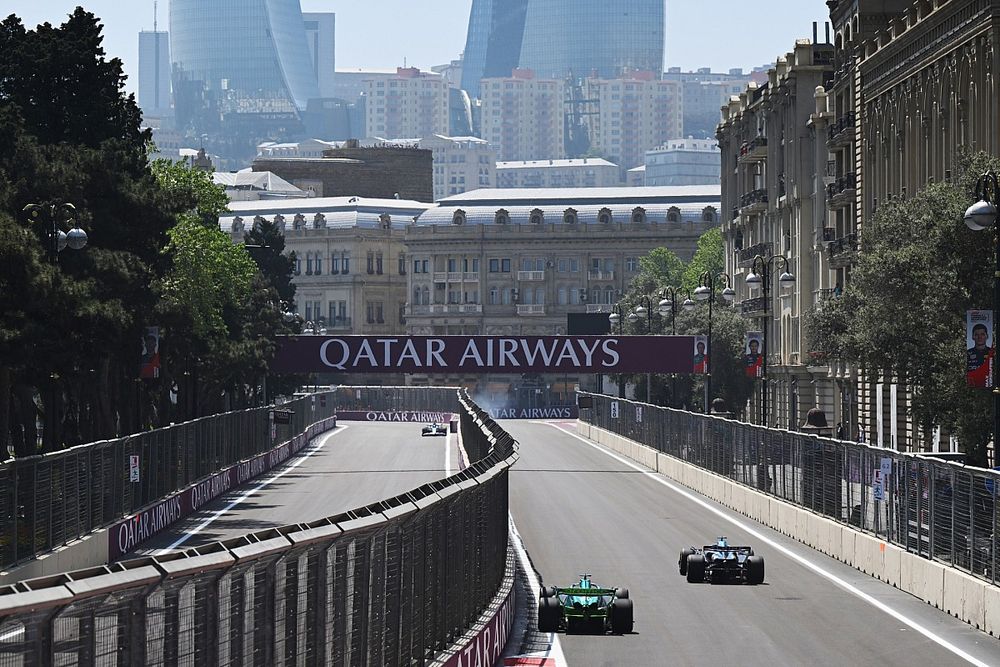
[667, 206, 681, 223]
[529, 208, 544, 225]
[494, 208, 510, 225]
[701, 206, 717, 223]
[313, 213, 326, 229]
[631, 207, 646, 224]
[452, 209, 466, 225]
[413, 286, 421, 304]
[563, 207, 578, 224]
[598, 207, 613, 224]
[489, 286, 500, 304]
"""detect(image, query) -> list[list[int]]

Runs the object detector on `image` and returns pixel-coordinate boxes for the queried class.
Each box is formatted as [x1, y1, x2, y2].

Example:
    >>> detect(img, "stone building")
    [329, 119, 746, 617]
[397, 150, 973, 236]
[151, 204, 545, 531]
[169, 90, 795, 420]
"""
[220, 197, 434, 337]
[251, 142, 433, 202]
[717, 38, 836, 429]
[403, 185, 720, 400]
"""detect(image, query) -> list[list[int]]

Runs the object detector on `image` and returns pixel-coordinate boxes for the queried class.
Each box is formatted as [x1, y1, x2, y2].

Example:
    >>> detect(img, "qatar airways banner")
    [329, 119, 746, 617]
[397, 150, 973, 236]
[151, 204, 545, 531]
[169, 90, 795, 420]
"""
[273, 335, 697, 374]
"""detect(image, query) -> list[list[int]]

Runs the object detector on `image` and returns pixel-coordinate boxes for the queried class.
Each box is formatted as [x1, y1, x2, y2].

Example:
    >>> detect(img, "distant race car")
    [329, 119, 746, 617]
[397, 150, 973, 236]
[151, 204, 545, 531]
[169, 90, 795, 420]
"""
[421, 422, 448, 437]
[679, 537, 765, 584]
[536, 574, 633, 634]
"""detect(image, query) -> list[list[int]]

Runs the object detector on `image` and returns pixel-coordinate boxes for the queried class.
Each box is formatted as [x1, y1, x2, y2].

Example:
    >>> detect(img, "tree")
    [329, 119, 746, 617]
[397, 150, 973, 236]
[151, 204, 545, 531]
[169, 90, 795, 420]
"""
[244, 218, 296, 304]
[806, 150, 998, 464]
[681, 226, 725, 293]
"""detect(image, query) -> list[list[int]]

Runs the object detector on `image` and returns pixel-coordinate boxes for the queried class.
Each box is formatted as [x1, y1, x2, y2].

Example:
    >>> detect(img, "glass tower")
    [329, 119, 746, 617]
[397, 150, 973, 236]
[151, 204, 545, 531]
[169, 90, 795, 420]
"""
[518, 0, 664, 80]
[461, 0, 530, 98]
[170, 0, 320, 163]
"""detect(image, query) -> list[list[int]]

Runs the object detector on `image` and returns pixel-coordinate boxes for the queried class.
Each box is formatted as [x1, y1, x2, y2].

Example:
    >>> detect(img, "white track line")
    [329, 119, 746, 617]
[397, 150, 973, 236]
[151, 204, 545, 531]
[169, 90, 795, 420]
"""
[509, 514, 567, 667]
[544, 423, 991, 667]
[153, 425, 348, 555]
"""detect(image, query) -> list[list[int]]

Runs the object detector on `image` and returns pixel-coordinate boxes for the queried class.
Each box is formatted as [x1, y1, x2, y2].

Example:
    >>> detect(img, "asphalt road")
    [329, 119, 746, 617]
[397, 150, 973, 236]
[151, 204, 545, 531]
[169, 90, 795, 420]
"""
[505, 420, 1000, 667]
[135, 421, 458, 555]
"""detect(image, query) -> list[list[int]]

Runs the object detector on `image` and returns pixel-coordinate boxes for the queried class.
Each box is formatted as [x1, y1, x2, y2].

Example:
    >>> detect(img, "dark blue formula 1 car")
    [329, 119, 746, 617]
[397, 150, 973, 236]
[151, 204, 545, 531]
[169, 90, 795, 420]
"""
[679, 537, 765, 584]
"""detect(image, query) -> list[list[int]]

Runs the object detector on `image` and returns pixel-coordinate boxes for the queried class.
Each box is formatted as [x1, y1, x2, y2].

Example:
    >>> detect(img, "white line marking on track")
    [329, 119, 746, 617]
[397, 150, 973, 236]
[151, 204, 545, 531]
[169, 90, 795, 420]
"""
[509, 514, 567, 667]
[153, 425, 349, 555]
[545, 422, 992, 667]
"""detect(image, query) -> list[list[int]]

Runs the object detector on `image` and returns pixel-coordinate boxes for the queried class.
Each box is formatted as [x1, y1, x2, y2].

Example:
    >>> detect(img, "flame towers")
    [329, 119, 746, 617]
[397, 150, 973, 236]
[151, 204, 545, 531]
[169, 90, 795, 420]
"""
[462, 0, 665, 94]
[170, 0, 320, 162]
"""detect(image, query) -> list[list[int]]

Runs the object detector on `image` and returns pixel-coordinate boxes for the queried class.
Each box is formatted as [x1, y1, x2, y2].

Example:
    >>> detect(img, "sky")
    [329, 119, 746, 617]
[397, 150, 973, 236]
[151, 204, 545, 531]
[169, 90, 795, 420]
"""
[3, 1, 833, 94]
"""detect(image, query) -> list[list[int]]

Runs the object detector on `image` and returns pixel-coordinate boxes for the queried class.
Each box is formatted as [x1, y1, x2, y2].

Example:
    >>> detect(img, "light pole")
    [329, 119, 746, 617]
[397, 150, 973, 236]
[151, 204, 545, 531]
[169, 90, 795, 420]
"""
[631, 296, 653, 401]
[609, 303, 626, 398]
[22, 202, 88, 264]
[963, 170, 1000, 465]
[694, 272, 735, 413]
[659, 287, 681, 406]
[22, 203, 89, 452]
[745, 255, 796, 425]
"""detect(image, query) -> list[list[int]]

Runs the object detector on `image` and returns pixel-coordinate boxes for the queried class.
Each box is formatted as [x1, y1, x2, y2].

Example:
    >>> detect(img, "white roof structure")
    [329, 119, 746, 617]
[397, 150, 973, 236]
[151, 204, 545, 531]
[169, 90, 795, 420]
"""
[495, 157, 618, 170]
[219, 196, 434, 233]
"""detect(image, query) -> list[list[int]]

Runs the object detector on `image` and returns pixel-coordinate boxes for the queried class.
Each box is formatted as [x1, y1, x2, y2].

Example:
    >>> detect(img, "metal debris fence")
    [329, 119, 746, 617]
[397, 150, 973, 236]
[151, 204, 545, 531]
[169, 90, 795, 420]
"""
[0, 390, 516, 666]
[580, 392, 1000, 585]
[0, 387, 458, 570]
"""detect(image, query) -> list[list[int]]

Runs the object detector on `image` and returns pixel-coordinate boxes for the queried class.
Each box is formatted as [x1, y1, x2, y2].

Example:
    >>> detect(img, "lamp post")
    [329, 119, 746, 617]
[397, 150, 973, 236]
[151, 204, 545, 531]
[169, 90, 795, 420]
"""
[631, 296, 653, 401]
[659, 287, 681, 406]
[964, 170, 1000, 465]
[22, 203, 89, 452]
[22, 202, 88, 264]
[693, 272, 735, 413]
[609, 303, 626, 398]
[745, 255, 796, 425]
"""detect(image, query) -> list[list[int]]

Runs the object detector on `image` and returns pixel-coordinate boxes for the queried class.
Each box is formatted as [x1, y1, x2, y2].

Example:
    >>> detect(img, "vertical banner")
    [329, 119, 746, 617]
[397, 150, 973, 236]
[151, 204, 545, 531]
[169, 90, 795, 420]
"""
[966, 309, 994, 388]
[889, 384, 898, 449]
[140, 326, 161, 379]
[744, 332, 764, 378]
[876, 383, 884, 448]
[693, 335, 708, 374]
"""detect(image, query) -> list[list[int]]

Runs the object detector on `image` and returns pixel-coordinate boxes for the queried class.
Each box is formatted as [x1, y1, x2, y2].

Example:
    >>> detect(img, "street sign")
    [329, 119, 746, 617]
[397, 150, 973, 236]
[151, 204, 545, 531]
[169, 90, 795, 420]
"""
[635, 405, 643, 423]
[872, 469, 884, 501]
[610, 401, 620, 419]
[129, 455, 140, 483]
[880, 457, 893, 478]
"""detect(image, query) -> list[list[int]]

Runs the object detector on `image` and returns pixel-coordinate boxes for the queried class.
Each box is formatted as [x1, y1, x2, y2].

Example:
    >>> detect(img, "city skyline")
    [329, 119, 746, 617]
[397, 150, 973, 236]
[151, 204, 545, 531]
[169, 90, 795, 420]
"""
[6, 0, 831, 96]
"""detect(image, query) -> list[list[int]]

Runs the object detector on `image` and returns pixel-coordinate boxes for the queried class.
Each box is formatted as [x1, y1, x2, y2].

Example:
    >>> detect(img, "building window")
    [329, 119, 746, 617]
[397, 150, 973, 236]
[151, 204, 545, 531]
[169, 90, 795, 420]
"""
[502, 287, 512, 305]
[667, 206, 681, 222]
[631, 207, 647, 224]
[529, 208, 544, 225]
[489, 286, 499, 304]
[598, 207, 613, 224]
[331, 253, 340, 274]
[367, 251, 374, 274]
[501, 258, 511, 272]
[452, 209, 466, 225]
[294, 256, 301, 275]
[702, 206, 717, 222]
[558, 287, 567, 305]
[495, 209, 510, 224]
[448, 258, 457, 272]
[342, 253, 350, 274]
[399, 254, 407, 275]
[376, 252, 383, 275]
[625, 257, 638, 272]
[306, 253, 314, 275]
[563, 208, 578, 224]
[489, 258, 499, 272]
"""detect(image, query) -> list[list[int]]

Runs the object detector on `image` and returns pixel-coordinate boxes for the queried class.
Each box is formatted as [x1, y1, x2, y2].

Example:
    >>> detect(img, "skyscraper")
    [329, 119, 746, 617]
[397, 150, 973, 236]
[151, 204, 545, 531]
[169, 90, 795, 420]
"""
[518, 0, 664, 80]
[303, 12, 336, 99]
[170, 0, 320, 163]
[138, 29, 170, 118]
[461, 0, 529, 99]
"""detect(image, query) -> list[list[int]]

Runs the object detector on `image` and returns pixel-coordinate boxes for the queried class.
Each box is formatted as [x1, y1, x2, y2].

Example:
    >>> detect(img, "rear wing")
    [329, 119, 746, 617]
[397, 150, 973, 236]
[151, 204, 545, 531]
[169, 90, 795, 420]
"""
[701, 544, 753, 553]
[557, 587, 616, 596]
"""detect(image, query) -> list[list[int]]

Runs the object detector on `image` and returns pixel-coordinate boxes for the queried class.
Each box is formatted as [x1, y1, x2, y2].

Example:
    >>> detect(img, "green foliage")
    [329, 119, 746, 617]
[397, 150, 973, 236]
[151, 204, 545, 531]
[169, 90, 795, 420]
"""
[244, 218, 297, 304]
[806, 151, 999, 464]
[681, 226, 725, 293]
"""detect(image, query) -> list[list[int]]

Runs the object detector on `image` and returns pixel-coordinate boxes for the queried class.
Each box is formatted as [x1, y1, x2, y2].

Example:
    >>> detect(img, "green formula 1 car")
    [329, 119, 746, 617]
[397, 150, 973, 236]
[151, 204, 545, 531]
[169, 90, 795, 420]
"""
[536, 574, 633, 634]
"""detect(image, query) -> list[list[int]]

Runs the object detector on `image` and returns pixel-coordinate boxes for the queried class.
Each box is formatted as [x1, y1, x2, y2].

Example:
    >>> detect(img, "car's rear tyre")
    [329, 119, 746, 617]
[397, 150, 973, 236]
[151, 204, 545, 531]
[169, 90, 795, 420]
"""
[614, 587, 629, 599]
[537, 598, 560, 632]
[538, 586, 557, 599]
[686, 554, 706, 583]
[610, 598, 634, 634]
[678, 548, 694, 575]
[746, 555, 765, 585]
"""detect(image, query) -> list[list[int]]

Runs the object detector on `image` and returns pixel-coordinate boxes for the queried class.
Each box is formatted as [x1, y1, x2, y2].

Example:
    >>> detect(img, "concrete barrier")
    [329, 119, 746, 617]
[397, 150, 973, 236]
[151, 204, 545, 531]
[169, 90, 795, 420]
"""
[578, 421, 1000, 635]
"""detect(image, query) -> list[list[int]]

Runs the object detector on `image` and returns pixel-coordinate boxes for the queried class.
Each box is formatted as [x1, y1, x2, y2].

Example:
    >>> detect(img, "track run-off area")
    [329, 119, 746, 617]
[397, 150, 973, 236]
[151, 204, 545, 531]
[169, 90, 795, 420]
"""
[127, 417, 1000, 665]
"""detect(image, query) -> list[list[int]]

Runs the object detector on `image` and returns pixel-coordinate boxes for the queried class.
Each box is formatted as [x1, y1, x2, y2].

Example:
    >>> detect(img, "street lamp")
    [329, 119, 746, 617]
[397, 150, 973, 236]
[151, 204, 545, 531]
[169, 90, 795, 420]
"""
[23, 202, 88, 264]
[964, 170, 1000, 463]
[659, 288, 682, 407]
[693, 272, 735, 413]
[609, 303, 626, 398]
[745, 255, 796, 425]
[633, 296, 653, 401]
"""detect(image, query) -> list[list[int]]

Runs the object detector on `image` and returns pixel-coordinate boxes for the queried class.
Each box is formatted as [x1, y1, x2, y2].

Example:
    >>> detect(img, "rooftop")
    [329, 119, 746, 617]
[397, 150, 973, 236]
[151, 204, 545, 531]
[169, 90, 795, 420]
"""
[438, 185, 720, 207]
[496, 158, 618, 170]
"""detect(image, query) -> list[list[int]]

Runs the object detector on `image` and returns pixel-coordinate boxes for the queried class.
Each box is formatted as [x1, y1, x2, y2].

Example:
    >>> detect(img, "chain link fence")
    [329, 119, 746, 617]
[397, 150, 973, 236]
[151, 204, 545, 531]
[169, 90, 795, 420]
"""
[580, 392, 1000, 585]
[0, 387, 460, 570]
[0, 390, 516, 666]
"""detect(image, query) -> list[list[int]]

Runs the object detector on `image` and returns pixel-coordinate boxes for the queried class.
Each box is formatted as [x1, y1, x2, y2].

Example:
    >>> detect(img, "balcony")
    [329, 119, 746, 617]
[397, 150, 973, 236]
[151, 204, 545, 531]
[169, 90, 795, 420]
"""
[517, 304, 546, 316]
[826, 111, 855, 149]
[517, 270, 545, 281]
[462, 272, 480, 281]
[586, 304, 611, 313]
[737, 241, 772, 268]
[588, 270, 615, 281]
[739, 189, 768, 215]
[740, 296, 768, 317]
[432, 272, 448, 283]
[826, 172, 856, 209]
[828, 232, 858, 269]
[429, 304, 484, 314]
[738, 136, 768, 164]
[327, 317, 353, 330]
